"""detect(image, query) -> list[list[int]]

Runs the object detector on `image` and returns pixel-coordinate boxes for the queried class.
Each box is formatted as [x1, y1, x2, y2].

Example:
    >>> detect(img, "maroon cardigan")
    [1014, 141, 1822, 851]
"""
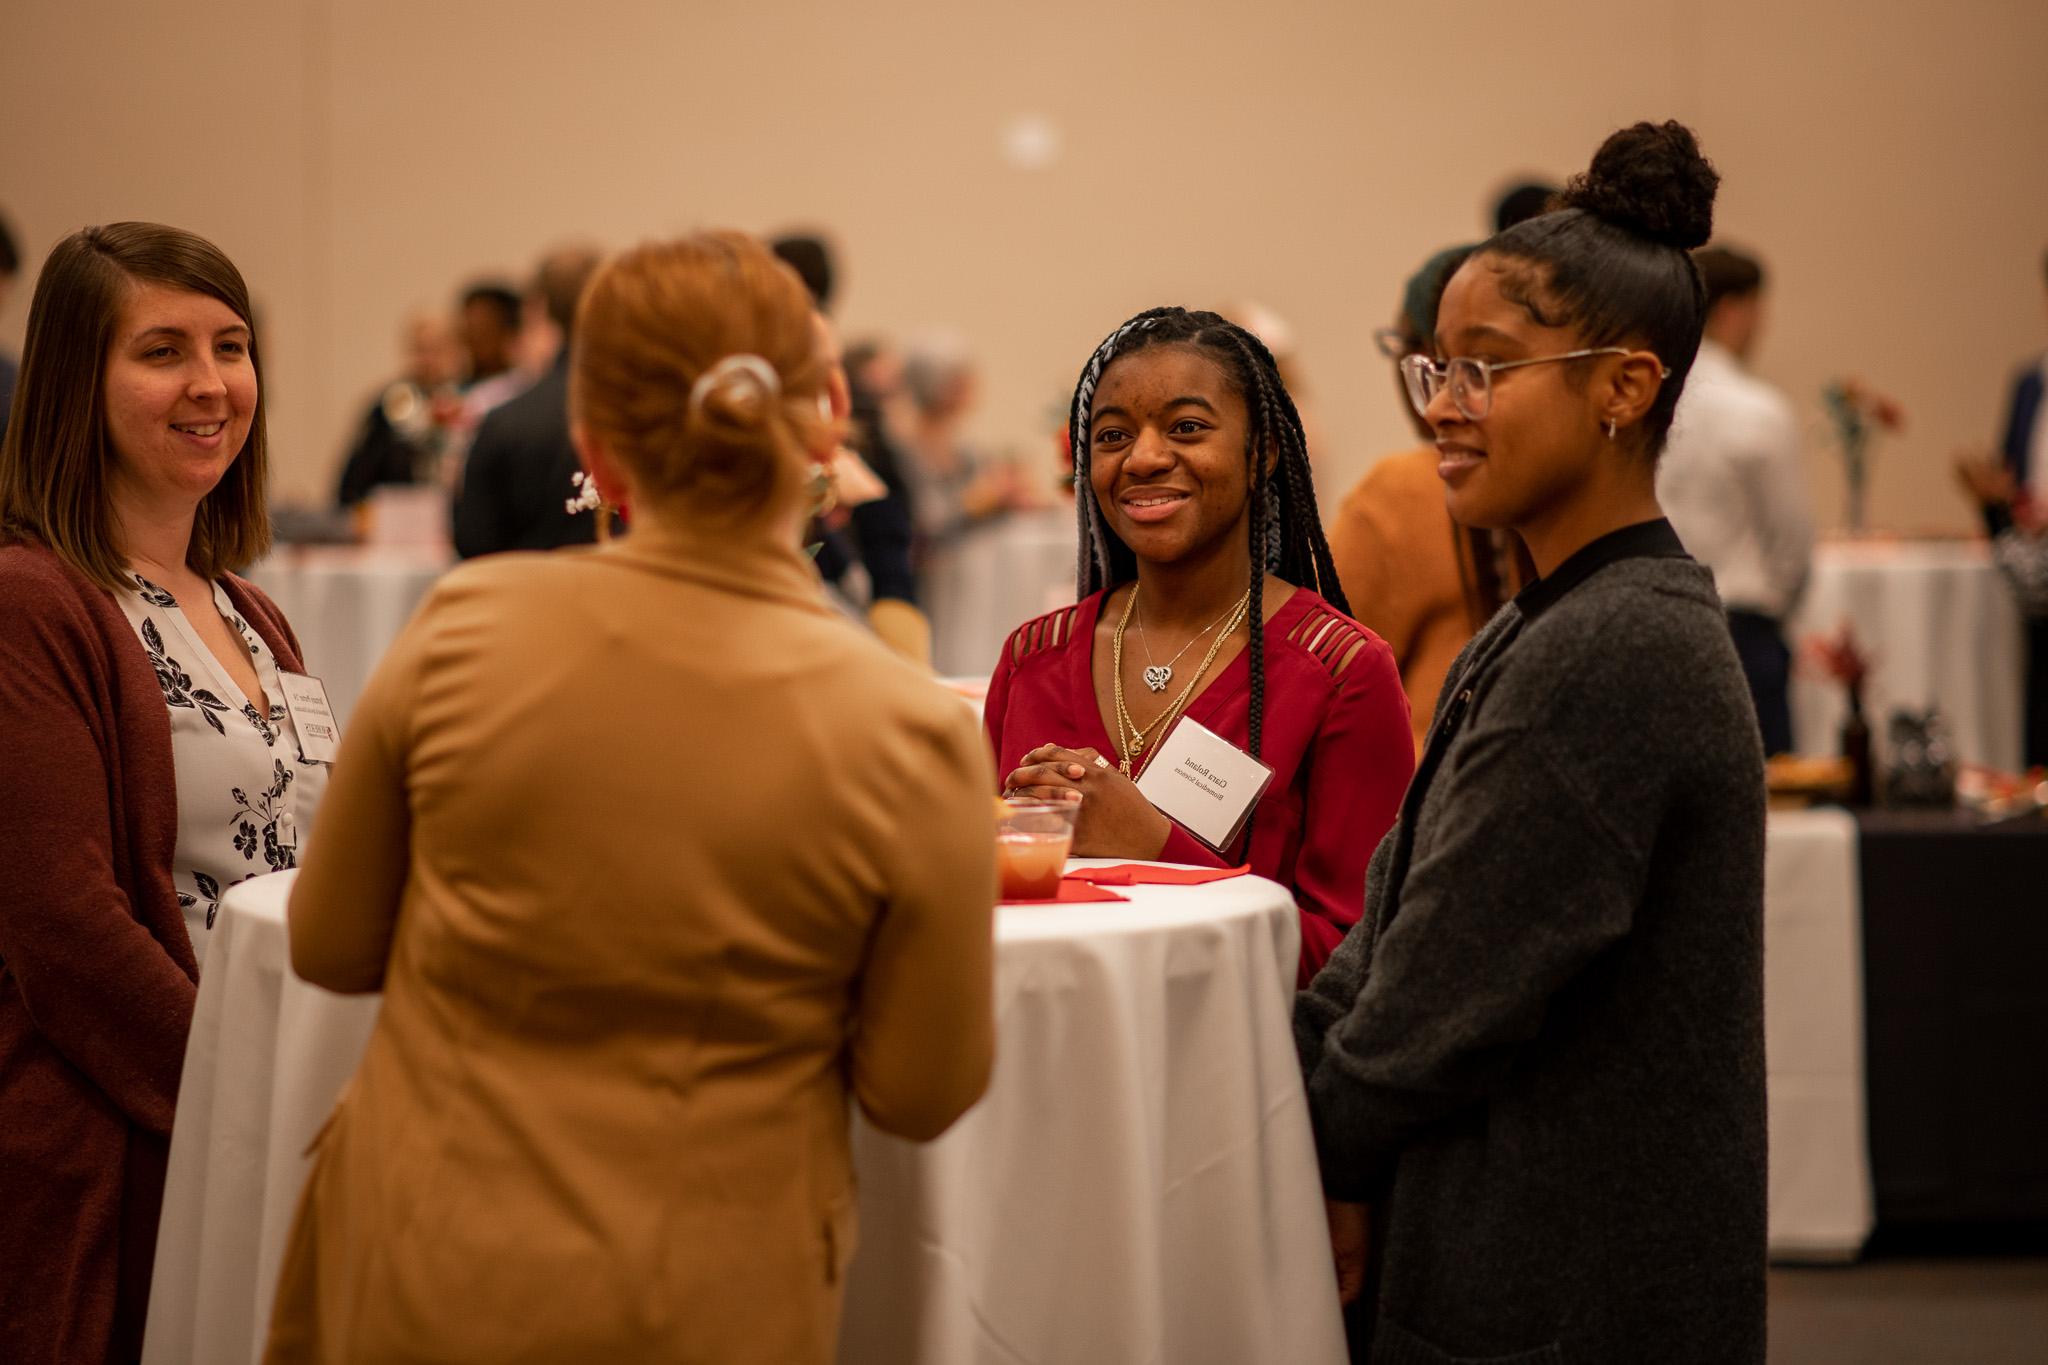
[0, 542, 303, 1365]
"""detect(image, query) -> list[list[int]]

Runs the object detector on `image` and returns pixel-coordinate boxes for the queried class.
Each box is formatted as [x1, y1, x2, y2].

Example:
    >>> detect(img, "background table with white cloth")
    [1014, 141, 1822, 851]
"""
[244, 546, 450, 727]
[1761, 807, 1873, 1261]
[925, 508, 1079, 680]
[1788, 539, 2025, 771]
[143, 866, 1348, 1365]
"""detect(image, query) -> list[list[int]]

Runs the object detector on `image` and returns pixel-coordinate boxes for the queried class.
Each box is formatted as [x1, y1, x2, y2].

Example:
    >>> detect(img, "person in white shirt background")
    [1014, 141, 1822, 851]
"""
[1657, 245, 1814, 755]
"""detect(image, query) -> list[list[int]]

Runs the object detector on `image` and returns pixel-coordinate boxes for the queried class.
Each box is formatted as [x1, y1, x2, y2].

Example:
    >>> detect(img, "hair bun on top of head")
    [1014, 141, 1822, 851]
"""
[1558, 120, 1719, 252]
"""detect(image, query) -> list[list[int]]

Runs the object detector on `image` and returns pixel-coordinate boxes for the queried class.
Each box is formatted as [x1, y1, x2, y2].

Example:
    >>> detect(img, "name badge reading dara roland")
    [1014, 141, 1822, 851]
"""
[276, 672, 341, 764]
[1135, 717, 1275, 853]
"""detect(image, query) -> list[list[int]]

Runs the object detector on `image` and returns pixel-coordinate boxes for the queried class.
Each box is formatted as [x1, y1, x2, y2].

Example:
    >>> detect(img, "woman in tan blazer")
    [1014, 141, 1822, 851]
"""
[265, 232, 998, 1365]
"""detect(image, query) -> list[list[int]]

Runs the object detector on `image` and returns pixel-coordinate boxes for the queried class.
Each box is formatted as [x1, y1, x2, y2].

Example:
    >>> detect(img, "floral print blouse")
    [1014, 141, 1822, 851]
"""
[116, 572, 329, 967]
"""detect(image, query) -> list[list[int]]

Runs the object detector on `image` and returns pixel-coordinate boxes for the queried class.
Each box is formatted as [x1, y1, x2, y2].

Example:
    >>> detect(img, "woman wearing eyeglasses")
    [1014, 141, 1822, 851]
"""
[1297, 122, 1767, 1363]
[1328, 247, 1533, 757]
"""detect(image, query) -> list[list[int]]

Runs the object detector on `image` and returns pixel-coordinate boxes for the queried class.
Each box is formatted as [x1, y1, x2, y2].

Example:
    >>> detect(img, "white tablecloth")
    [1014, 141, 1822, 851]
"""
[244, 547, 449, 727]
[1761, 808, 1873, 1261]
[144, 867, 1345, 1365]
[925, 509, 1078, 679]
[1788, 540, 2024, 771]
[141, 873, 379, 1365]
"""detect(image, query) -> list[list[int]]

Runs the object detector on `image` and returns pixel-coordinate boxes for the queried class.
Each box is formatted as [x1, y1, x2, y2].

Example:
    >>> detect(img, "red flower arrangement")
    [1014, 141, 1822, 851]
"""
[1804, 620, 1878, 801]
[1823, 378, 1906, 533]
[1804, 620, 1873, 692]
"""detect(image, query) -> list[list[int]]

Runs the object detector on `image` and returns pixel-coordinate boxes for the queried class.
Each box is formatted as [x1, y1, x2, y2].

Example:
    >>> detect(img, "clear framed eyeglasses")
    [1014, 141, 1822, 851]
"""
[1398, 348, 1668, 422]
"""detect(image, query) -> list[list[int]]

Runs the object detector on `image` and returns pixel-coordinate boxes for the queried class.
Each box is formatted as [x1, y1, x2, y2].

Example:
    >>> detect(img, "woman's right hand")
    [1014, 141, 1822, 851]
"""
[1327, 1199, 1371, 1305]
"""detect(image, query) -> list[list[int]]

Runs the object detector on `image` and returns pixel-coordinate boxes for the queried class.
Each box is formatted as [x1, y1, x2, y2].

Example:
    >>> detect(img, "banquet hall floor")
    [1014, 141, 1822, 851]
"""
[1769, 1255, 2048, 1363]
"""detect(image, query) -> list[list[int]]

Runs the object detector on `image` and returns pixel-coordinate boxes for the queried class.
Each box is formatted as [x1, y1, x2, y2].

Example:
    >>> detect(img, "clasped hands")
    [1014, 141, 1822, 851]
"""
[1002, 743, 1170, 859]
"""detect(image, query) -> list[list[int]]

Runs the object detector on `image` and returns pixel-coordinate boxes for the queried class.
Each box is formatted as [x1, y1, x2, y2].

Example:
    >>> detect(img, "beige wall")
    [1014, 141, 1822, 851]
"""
[4, 0, 2045, 533]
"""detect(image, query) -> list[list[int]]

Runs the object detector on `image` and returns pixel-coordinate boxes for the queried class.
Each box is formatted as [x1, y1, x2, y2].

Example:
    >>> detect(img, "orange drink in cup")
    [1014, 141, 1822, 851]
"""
[995, 798, 1078, 901]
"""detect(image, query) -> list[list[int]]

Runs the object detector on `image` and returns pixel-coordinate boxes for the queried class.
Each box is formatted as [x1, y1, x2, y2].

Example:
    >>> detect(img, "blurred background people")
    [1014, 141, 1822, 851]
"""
[1957, 451, 2048, 768]
[898, 327, 1034, 556]
[0, 222, 319, 1365]
[1972, 250, 2048, 766]
[843, 334, 912, 447]
[766, 229, 836, 315]
[1657, 245, 1813, 756]
[451, 243, 603, 557]
[265, 231, 994, 1364]
[772, 230, 929, 662]
[1328, 244, 1532, 755]
[1997, 247, 2048, 507]
[1491, 177, 1560, 233]
[451, 278, 531, 426]
[333, 309, 467, 508]
[457, 279, 522, 386]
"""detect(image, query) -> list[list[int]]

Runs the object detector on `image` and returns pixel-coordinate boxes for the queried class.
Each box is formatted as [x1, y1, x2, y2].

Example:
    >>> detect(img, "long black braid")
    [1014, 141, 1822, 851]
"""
[1066, 306, 1348, 819]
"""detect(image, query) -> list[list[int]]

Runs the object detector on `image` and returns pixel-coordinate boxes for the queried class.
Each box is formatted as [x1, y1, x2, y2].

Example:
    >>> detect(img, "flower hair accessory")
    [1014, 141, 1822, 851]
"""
[688, 353, 782, 418]
[566, 469, 603, 515]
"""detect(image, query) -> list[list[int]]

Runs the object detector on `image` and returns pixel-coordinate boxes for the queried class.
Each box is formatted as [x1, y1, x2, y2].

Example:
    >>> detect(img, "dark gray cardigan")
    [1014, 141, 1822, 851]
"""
[1297, 529, 1767, 1364]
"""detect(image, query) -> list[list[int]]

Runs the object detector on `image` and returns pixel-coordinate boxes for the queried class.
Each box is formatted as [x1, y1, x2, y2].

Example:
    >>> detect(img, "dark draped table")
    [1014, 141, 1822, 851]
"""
[1857, 809, 2048, 1228]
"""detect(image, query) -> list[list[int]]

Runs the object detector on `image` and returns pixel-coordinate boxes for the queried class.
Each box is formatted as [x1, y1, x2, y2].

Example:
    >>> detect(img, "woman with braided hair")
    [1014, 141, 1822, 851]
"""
[987, 307, 1413, 985]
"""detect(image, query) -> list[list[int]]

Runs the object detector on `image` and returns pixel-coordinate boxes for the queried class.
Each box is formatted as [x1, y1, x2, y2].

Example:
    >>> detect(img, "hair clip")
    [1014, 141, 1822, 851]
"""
[688, 353, 782, 417]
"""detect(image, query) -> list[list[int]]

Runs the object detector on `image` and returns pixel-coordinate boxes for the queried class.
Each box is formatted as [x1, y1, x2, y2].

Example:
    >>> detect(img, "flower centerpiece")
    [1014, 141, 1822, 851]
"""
[1821, 378, 1904, 534]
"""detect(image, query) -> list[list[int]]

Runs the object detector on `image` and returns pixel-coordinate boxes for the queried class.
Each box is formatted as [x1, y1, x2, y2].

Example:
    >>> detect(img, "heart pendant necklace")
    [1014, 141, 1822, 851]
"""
[1112, 586, 1254, 777]
[1134, 583, 1253, 693]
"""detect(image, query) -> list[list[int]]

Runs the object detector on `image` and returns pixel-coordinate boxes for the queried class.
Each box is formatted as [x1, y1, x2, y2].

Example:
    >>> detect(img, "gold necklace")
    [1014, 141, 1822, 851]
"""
[1111, 584, 1251, 777]
[1134, 583, 1246, 693]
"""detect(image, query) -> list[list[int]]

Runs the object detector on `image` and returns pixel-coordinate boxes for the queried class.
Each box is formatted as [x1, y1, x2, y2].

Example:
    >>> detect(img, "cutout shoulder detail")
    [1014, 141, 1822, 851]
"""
[1284, 606, 1374, 683]
[1008, 605, 1079, 667]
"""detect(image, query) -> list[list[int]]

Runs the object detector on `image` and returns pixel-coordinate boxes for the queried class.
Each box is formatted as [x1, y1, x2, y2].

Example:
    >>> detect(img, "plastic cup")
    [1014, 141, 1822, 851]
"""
[996, 798, 1078, 901]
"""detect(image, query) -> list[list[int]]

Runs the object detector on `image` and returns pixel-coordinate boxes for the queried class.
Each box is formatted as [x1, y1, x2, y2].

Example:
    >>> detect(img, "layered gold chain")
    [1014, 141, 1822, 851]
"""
[1110, 582, 1251, 777]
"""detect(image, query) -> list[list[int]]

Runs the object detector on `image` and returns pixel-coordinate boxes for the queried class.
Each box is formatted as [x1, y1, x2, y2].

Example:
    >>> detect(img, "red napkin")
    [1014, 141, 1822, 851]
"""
[1064, 863, 1252, 887]
[1002, 878, 1130, 905]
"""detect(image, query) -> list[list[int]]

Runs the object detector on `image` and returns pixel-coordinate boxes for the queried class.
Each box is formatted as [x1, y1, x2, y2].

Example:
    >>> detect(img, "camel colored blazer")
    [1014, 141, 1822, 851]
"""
[263, 525, 997, 1365]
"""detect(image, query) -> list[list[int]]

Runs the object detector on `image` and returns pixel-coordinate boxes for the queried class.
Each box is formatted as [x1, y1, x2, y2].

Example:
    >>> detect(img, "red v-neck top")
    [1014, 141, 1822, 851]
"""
[984, 587, 1414, 985]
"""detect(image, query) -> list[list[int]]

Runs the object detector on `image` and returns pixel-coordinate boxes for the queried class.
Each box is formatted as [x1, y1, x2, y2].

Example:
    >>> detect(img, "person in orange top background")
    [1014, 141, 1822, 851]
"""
[1329, 246, 1534, 754]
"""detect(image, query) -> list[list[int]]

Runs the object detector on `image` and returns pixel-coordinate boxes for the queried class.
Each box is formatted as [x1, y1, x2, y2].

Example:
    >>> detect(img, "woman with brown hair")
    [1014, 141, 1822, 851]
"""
[263, 231, 997, 1364]
[0, 222, 317, 1364]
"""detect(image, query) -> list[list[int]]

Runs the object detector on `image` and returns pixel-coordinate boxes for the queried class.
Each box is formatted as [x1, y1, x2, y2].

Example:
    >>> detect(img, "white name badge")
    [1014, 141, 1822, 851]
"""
[277, 672, 341, 764]
[1135, 717, 1275, 853]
